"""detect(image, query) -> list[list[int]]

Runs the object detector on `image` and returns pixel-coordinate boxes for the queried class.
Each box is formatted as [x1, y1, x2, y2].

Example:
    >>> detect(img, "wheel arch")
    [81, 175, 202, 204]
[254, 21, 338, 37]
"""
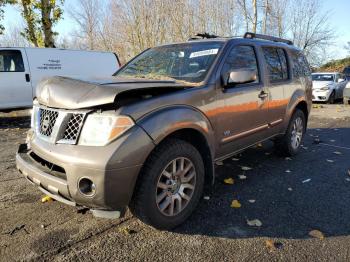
[137, 106, 216, 187]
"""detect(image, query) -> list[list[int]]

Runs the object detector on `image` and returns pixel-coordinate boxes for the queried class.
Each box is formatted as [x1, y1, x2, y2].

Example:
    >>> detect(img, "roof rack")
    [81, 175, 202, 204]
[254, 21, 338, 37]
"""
[188, 33, 219, 41]
[244, 32, 293, 45]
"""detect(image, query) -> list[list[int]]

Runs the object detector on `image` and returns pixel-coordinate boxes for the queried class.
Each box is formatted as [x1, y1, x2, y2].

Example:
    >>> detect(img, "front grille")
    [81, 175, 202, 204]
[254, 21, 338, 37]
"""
[39, 109, 59, 136]
[36, 107, 86, 144]
[62, 114, 84, 141]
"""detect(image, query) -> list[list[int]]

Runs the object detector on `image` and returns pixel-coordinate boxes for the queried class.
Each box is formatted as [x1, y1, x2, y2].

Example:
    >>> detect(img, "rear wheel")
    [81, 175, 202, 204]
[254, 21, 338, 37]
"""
[129, 139, 204, 230]
[275, 109, 306, 156]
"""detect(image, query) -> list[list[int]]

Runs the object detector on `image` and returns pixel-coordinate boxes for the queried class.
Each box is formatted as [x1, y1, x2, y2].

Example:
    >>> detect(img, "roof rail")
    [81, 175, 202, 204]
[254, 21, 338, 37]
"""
[188, 33, 219, 41]
[244, 32, 293, 45]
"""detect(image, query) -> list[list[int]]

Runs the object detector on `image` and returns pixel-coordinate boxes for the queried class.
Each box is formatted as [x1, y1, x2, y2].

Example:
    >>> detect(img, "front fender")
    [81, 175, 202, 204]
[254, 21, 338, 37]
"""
[137, 105, 215, 154]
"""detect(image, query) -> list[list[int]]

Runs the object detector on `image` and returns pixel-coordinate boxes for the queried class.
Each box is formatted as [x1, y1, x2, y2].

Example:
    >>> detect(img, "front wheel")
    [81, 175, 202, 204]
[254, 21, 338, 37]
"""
[129, 139, 204, 230]
[275, 109, 306, 156]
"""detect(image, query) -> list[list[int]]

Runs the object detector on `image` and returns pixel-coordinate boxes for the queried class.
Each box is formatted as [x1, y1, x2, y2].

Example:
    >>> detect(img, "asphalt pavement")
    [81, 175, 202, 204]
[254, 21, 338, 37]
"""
[0, 104, 350, 262]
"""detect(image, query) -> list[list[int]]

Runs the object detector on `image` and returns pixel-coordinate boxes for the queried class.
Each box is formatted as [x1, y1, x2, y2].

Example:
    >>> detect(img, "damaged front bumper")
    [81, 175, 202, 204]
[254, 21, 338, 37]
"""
[16, 125, 155, 218]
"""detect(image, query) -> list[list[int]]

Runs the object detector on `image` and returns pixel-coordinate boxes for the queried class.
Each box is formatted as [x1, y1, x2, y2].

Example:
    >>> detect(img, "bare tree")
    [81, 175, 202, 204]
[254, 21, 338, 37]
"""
[289, 0, 335, 65]
[0, 22, 30, 46]
[69, 0, 102, 50]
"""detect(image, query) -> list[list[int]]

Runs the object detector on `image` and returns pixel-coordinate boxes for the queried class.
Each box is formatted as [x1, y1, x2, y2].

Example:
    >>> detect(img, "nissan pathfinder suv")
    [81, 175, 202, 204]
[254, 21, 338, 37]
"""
[16, 33, 312, 229]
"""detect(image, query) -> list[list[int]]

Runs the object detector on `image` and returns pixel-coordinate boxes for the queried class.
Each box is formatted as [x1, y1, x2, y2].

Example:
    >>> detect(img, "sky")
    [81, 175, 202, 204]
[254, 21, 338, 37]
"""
[2, 0, 350, 61]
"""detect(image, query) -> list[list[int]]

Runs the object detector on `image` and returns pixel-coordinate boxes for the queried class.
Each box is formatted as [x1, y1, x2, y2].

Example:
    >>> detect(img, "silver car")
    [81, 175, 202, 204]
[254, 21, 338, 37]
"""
[312, 72, 347, 103]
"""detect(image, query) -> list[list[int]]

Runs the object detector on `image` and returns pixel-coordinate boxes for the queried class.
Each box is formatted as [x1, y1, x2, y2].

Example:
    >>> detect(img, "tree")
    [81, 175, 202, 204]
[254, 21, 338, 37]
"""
[289, 0, 335, 66]
[14, 0, 64, 47]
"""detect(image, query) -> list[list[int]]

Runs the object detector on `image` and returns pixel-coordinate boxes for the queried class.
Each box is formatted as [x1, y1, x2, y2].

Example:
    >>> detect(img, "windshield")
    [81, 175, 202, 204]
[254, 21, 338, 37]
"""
[115, 42, 224, 83]
[312, 74, 334, 82]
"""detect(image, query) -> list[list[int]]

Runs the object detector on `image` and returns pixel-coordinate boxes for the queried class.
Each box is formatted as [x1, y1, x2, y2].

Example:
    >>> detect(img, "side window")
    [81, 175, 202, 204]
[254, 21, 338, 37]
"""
[0, 50, 25, 72]
[262, 47, 288, 82]
[222, 45, 259, 85]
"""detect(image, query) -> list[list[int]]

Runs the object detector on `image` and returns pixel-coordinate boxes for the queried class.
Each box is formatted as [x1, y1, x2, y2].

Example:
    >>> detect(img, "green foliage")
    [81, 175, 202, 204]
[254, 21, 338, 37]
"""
[318, 57, 350, 73]
[1, 0, 64, 46]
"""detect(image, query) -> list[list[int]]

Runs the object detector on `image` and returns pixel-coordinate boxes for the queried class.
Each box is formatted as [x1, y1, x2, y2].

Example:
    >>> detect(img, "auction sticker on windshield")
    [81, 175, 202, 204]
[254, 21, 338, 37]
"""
[190, 49, 219, 58]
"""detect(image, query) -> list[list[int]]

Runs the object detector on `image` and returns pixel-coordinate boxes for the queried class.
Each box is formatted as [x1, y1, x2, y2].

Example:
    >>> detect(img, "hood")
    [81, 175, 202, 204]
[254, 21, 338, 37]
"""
[36, 76, 189, 109]
[312, 81, 334, 90]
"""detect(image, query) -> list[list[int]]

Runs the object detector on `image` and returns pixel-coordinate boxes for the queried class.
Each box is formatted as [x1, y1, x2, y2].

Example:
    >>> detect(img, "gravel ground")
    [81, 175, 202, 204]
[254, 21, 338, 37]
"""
[0, 104, 350, 262]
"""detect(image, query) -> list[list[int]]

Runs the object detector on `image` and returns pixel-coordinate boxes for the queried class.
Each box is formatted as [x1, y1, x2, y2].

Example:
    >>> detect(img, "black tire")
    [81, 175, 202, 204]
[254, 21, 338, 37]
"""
[328, 91, 335, 104]
[129, 138, 205, 230]
[275, 109, 306, 156]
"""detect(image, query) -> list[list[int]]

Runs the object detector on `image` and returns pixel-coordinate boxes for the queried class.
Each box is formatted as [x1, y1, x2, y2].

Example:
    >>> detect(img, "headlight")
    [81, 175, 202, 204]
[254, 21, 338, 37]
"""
[320, 86, 330, 91]
[79, 114, 134, 146]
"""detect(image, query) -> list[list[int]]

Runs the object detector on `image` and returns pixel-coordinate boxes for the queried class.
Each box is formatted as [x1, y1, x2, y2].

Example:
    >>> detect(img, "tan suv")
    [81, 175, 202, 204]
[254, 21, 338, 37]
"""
[16, 33, 312, 229]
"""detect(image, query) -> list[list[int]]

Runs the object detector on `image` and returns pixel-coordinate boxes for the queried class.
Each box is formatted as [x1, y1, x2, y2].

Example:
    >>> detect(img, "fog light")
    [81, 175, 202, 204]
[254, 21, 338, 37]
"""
[78, 178, 96, 196]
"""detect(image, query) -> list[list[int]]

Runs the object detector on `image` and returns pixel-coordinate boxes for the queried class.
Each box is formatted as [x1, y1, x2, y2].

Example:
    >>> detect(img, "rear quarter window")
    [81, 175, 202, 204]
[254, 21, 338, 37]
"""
[290, 50, 311, 78]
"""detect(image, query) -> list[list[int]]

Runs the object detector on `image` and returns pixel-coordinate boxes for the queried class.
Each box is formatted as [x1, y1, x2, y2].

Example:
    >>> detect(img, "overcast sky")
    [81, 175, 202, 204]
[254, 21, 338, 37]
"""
[2, 0, 350, 60]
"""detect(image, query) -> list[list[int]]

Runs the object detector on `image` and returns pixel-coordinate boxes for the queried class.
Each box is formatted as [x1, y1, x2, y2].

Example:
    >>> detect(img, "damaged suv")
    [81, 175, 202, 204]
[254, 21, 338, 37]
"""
[16, 33, 312, 229]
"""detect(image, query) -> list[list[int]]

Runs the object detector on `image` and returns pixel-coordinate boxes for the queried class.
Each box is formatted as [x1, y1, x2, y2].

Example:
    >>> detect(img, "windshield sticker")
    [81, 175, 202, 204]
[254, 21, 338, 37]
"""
[189, 49, 218, 58]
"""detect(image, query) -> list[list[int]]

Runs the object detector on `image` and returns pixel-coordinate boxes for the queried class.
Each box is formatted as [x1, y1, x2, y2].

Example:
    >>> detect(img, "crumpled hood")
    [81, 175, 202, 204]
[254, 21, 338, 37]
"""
[36, 76, 187, 109]
[312, 81, 334, 90]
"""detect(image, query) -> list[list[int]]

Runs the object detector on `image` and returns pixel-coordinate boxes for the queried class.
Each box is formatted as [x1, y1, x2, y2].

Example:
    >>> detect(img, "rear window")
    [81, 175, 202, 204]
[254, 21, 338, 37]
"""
[0, 50, 25, 72]
[262, 47, 289, 82]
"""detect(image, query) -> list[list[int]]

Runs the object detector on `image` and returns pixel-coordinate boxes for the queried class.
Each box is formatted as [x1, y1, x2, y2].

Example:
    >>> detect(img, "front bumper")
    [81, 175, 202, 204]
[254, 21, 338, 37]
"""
[312, 89, 331, 102]
[16, 125, 155, 213]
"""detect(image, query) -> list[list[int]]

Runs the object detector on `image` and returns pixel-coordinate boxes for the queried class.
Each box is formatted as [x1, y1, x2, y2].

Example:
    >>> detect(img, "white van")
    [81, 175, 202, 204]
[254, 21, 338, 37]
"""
[0, 48, 121, 111]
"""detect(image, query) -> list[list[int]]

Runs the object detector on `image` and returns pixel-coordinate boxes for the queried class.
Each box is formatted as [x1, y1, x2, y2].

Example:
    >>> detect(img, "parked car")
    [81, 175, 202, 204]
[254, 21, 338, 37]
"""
[311, 72, 347, 103]
[0, 47, 121, 111]
[16, 33, 312, 229]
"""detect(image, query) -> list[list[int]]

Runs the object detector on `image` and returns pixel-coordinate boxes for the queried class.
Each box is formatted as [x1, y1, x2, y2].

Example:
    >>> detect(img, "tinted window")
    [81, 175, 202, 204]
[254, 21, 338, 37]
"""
[291, 50, 311, 78]
[222, 45, 259, 84]
[0, 50, 24, 72]
[262, 47, 288, 82]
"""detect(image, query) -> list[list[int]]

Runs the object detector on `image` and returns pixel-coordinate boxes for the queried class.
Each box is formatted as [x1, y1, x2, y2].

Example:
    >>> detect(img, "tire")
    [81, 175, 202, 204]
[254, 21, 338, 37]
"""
[275, 109, 306, 156]
[328, 91, 335, 104]
[129, 138, 205, 230]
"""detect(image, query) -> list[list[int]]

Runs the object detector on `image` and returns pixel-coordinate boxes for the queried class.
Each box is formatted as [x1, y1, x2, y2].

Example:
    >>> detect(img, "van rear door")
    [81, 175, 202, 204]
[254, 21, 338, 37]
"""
[0, 49, 32, 109]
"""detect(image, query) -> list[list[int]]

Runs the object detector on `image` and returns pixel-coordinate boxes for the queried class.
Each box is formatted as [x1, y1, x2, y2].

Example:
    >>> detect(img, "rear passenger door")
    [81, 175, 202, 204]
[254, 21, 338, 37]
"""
[261, 46, 290, 130]
[0, 49, 32, 109]
[216, 44, 269, 156]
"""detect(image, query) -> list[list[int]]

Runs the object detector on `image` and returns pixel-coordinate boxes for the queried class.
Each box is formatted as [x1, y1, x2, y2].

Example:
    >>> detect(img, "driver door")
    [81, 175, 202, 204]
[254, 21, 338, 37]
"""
[216, 45, 269, 157]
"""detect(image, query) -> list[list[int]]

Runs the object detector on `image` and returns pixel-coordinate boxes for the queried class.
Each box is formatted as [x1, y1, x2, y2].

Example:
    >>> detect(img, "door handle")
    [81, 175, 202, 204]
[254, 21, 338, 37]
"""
[25, 73, 31, 82]
[258, 91, 268, 99]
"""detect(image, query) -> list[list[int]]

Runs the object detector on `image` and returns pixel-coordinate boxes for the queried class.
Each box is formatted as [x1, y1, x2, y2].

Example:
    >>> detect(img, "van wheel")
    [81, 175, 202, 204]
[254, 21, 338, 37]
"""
[129, 139, 204, 230]
[275, 109, 305, 156]
[328, 91, 335, 104]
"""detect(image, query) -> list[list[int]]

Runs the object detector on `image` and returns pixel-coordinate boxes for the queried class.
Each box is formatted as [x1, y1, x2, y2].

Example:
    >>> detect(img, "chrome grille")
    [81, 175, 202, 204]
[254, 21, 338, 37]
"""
[39, 109, 59, 136]
[35, 107, 86, 144]
[62, 114, 84, 141]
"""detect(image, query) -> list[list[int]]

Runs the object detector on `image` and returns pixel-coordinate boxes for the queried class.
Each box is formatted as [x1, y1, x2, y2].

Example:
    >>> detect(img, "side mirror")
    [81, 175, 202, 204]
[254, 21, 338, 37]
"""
[338, 78, 345, 83]
[223, 69, 257, 87]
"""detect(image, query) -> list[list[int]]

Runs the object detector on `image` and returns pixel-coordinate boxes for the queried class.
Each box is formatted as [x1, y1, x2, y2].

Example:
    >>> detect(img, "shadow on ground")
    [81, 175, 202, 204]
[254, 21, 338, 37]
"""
[0, 116, 30, 129]
[176, 127, 350, 240]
